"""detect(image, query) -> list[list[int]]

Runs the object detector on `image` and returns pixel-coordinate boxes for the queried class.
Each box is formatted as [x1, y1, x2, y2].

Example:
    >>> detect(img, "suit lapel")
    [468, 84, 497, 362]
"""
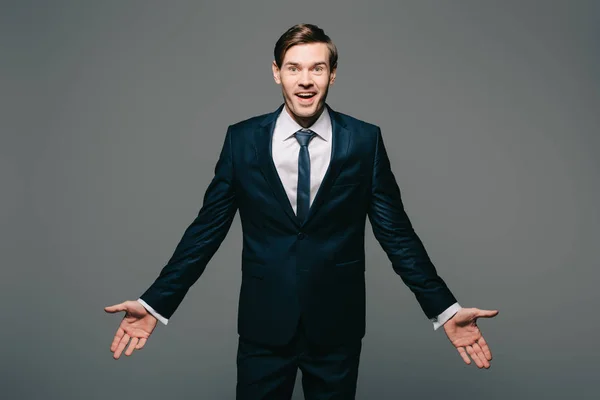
[254, 104, 302, 228]
[253, 103, 352, 229]
[303, 104, 352, 226]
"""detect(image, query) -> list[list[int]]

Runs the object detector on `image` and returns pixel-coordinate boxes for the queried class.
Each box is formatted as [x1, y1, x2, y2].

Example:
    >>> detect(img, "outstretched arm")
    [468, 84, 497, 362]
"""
[367, 127, 498, 368]
[367, 127, 458, 321]
[138, 125, 239, 322]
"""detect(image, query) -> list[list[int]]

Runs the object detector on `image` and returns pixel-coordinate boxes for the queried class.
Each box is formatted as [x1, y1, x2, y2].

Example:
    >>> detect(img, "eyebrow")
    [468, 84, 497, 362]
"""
[283, 61, 328, 68]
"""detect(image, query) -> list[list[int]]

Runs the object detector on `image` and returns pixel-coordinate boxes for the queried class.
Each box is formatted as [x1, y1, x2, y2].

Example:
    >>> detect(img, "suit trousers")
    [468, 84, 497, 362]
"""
[236, 317, 363, 399]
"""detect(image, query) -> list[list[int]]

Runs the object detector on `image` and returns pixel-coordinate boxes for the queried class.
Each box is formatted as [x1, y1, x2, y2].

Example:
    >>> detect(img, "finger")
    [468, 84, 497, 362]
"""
[473, 342, 490, 368]
[110, 327, 125, 352]
[136, 338, 147, 350]
[478, 337, 493, 360]
[457, 347, 471, 365]
[113, 333, 130, 359]
[125, 337, 139, 356]
[105, 303, 127, 313]
[476, 309, 499, 318]
[466, 345, 484, 368]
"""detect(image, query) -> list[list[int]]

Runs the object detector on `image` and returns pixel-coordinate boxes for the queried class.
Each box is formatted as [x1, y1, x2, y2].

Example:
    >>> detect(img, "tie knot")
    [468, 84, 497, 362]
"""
[294, 129, 316, 147]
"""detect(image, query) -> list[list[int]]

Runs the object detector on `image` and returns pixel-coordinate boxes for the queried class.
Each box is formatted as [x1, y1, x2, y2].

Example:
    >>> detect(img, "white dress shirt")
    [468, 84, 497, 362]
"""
[138, 105, 461, 330]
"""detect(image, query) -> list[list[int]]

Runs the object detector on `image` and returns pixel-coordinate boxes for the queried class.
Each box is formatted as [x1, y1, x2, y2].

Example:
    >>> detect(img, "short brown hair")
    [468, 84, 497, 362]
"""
[274, 23, 338, 70]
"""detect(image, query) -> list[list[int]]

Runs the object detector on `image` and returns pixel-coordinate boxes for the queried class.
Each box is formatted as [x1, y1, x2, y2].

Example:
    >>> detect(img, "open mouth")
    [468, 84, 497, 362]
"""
[295, 92, 317, 103]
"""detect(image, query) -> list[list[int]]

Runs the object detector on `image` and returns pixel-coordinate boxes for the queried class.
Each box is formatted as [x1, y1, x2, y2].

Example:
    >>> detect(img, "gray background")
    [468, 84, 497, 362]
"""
[3, 0, 599, 399]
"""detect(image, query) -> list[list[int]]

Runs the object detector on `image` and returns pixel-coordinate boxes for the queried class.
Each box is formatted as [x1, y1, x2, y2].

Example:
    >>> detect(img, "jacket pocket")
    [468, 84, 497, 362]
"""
[331, 182, 361, 188]
[332, 173, 366, 187]
[334, 259, 364, 271]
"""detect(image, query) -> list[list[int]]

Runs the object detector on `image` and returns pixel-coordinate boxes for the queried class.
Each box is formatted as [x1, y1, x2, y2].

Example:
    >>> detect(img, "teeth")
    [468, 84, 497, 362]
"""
[297, 93, 315, 97]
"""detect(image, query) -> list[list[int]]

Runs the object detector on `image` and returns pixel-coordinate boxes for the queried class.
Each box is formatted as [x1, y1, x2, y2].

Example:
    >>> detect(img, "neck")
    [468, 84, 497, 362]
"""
[286, 104, 325, 129]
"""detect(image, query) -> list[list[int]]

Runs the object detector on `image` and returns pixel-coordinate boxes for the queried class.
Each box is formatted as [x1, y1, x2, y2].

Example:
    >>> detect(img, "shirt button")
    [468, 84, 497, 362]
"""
[297, 232, 306, 240]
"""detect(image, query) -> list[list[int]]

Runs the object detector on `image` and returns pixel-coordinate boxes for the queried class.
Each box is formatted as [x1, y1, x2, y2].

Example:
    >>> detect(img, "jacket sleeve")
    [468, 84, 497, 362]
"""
[367, 127, 458, 319]
[138, 125, 238, 320]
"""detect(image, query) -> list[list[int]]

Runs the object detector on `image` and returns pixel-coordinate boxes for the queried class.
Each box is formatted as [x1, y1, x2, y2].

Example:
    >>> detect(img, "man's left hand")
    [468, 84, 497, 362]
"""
[443, 307, 499, 369]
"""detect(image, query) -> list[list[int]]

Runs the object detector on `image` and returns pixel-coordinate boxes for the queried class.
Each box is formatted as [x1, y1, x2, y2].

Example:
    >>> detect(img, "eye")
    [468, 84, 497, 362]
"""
[289, 66, 298, 72]
[315, 66, 323, 72]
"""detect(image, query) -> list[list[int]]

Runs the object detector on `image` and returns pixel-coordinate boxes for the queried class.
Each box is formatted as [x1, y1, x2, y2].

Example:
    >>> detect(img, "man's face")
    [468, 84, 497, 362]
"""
[272, 42, 336, 126]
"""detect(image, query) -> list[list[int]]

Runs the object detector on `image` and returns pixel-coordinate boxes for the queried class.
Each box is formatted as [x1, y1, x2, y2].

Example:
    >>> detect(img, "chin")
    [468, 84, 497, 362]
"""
[286, 98, 322, 119]
[295, 102, 320, 111]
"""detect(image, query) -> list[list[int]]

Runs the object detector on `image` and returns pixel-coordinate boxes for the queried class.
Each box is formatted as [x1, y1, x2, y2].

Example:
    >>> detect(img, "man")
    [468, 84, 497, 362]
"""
[105, 23, 498, 399]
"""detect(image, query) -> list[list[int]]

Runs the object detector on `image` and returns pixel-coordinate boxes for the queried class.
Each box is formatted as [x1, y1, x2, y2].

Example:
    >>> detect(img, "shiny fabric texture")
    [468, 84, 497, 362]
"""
[139, 103, 457, 347]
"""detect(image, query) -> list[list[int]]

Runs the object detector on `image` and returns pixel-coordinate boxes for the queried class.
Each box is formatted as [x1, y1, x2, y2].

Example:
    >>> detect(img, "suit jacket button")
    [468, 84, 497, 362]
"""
[297, 232, 305, 240]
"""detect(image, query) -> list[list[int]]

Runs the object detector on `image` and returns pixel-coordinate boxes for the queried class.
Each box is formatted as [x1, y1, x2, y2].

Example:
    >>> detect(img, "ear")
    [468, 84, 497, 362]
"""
[272, 60, 281, 84]
[329, 66, 337, 86]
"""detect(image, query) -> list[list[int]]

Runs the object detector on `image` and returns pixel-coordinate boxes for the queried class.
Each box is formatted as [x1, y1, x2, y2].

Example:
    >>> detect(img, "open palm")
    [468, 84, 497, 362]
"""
[104, 300, 158, 359]
[443, 307, 499, 369]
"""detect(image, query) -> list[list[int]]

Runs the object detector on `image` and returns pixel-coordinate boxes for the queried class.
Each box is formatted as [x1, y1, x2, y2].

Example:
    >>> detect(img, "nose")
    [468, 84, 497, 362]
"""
[298, 69, 313, 86]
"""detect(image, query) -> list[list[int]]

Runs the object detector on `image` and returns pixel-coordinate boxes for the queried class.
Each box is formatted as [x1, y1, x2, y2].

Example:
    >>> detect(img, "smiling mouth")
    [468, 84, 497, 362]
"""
[295, 92, 317, 99]
[295, 92, 317, 104]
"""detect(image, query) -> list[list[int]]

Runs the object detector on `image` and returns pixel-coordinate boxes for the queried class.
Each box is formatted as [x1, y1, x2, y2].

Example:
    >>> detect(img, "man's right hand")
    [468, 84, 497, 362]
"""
[104, 300, 158, 359]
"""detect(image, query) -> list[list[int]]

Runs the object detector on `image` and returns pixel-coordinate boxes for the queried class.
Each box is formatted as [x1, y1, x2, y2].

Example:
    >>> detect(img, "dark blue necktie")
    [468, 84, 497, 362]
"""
[294, 129, 317, 221]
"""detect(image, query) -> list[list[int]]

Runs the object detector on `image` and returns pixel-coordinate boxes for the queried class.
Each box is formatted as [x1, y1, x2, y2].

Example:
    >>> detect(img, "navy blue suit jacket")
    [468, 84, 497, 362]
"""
[140, 103, 457, 346]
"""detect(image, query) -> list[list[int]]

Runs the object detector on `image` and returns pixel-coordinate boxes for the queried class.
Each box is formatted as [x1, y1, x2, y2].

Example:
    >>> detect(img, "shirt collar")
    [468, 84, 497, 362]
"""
[274, 104, 332, 142]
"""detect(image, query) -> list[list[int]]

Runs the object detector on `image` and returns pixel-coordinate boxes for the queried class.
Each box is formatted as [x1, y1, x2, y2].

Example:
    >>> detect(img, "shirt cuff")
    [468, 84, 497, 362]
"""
[137, 298, 169, 325]
[431, 302, 462, 330]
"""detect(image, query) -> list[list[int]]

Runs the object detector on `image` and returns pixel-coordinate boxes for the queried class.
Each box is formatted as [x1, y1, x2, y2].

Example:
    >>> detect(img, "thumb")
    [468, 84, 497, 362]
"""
[475, 309, 499, 318]
[104, 302, 128, 313]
